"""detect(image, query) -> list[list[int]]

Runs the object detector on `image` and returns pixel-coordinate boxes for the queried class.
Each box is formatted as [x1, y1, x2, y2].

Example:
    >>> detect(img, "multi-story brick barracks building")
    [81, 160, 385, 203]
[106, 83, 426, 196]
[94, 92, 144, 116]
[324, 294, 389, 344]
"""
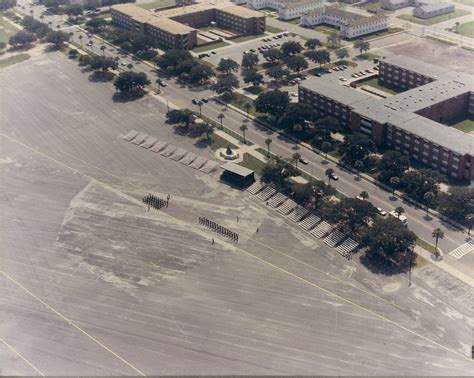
[299, 56, 474, 180]
[111, 0, 265, 50]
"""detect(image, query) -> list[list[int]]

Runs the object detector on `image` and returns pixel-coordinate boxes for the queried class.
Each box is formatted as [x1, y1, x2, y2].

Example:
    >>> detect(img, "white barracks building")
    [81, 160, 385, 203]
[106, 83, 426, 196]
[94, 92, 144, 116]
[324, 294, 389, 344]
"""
[248, 0, 324, 20]
[301, 6, 388, 39]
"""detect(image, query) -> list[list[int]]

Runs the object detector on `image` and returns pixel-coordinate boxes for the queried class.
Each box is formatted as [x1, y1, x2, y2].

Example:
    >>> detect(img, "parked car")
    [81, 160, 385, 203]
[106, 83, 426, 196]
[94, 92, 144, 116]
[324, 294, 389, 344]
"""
[325, 69, 333, 73]
[315, 72, 322, 77]
[376, 207, 387, 217]
[389, 210, 408, 225]
[339, 77, 347, 81]
[366, 69, 373, 73]
[299, 157, 309, 165]
[201, 98, 209, 103]
[329, 172, 339, 180]
[211, 51, 217, 55]
[192, 99, 198, 105]
[291, 92, 298, 97]
[250, 49, 256, 53]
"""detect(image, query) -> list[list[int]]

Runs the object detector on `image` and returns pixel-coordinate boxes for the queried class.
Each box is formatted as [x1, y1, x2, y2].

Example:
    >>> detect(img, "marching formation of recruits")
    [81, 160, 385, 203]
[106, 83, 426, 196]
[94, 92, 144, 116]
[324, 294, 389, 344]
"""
[143, 193, 168, 210]
[199, 217, 238, 243]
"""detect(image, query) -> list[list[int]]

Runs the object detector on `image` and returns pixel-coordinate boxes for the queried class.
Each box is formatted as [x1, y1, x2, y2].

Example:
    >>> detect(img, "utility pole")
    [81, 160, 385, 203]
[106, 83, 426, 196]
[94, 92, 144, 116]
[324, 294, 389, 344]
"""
[408, 245, 415, 287]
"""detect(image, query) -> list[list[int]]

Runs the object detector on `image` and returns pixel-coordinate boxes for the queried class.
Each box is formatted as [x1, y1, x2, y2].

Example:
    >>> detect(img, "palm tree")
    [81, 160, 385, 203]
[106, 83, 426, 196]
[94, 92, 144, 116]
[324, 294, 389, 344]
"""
[100, 45, 106, 56]
[89, 40, 94, 52]
[217, 113, 225, 129]
[264, 138, 272, 157]
[325, 168, 334, 185]
[354, 160, 364, 178]
[395, 206, 405, 220]
[432, 228, 444, 256]
[423, 191, 435, 216]
[240, 124, 248, 144]
[244, 102, 252, 119]
[359, 191, 369, 201]
[466, 214, 474, 237]
[389, 176, 400, 196]
[196, 100, 204, 115]
[321, 141, 331, 161]
[292, 152, 301, 168]
[203, 123, 214, 141]
[78, 34, 83, 47]
[127, 63, 133, 71]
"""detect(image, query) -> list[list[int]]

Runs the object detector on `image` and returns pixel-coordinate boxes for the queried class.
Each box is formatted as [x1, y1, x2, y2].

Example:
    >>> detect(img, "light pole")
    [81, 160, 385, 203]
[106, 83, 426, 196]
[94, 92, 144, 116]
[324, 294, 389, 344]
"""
[408, 245, 415, 287]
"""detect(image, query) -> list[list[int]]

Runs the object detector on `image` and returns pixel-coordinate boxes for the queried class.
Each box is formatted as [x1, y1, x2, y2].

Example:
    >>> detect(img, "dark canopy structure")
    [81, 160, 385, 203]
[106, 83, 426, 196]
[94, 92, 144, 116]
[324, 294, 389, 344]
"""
[220, 162, 255, 188]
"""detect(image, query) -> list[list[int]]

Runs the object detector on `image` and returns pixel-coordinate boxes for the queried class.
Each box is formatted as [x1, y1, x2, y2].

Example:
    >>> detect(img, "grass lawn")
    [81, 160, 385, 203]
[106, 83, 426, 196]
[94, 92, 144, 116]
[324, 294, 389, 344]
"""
[454, 0, 474, 6]
[239, 153, 267, 176]
[138, 0, 175, 10]
[356, 52, 380, 61]
[192, 41, 230, 53]
[357, 77, 403, 95]
[397, 9, 471, 25]
[311, 23, 339, 35]
[265, 25, 285, 34]
[232, 34, 264, 43]
[286, 18, 301, 25]
[209, 133, 237, 151]
[0, 53, 30, 69]
[0, 16, 20, 44]
[230, 92, 262, 117]
[456, 20, 474, 38]
[449, 117, 474, 133]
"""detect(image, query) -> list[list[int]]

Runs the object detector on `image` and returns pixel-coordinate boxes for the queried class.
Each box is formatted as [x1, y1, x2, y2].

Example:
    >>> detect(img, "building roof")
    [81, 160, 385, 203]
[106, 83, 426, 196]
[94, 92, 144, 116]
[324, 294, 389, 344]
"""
[112, 3, 198, 34]
[281, 0, 324, 10]
[380, 55, 450, 78]
[300, 78, 373, 105]
[416, 2, 453, 12]
[220, 5, 264, 18]
[221, 162, 254, 177]
[347, 14, 388, 27]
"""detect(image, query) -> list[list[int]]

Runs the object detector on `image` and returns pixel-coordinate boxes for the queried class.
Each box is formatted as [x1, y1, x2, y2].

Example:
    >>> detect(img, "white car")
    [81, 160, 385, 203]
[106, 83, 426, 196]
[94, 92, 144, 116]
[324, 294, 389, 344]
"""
[339, 77, 347, 81]
[389, 210, 408, 225]
[291, 92, 298, 97]
[376, 207, 387, 217]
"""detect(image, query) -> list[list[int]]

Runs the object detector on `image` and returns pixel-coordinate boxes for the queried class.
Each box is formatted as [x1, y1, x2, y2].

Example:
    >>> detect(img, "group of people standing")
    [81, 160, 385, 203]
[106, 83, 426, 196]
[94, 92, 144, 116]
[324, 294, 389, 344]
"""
[142, 193, 170, 211]
[199, 217, 238, 243]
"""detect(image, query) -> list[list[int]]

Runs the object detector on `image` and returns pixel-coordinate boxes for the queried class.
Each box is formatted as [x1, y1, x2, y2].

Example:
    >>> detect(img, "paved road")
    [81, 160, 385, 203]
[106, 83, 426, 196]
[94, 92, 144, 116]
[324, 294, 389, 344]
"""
[16, 0, 474, 277]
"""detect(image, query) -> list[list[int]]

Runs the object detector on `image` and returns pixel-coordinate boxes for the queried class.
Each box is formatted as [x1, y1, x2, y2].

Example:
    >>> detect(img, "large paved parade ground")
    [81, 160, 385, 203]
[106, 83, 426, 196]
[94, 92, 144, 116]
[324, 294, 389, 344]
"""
[0, 52, 472, 375]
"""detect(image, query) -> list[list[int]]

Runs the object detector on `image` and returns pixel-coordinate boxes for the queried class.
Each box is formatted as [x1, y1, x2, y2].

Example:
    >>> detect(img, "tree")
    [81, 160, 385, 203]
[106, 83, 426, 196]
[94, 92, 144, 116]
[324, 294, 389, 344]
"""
[127, 63, 133, 71]
[326, 31, 341, 48]
[241, 52, 259, 70]
[321, 141, 332, 160]
[394, 206, 405, 220]
[315, 116, 340, 141]
[437, 187, 474, 224]
[201, 122, 214, 141]
[265, 138, 272, 157]
[166, 109, 194, 128]
[89, 55, 118, 72]
[285, 55, 308, 73]
[243, 69, 264, 86]
[100, 44, 106, 55]
[327, 197, 377, 235]
[221, 90, 234, 108]
[432, 228, 444, 257]
[389, 176, 400, 196]
[354, 39, 370, 54]
[335, 48, 349, 61]
[240, 124, 248, 144]
[85, 17, 107, 32]
[244, 102, 252, 119]
[325, 168, 334, 185]
[78, 34, 83, 47]
[21, 15, 49, 38]
[156, 49, 193, 73]
[423, 191, 436, 216]
[354, 160, 364, 177]
[9, 30, 36, 47]
[217, 58, 239, 75]
[359, 191, 369, 200]
[114, 71, 150, 94]
[189, 63, 214, 84]
[377, 150, 410, 184]
[277, 103, 317, 134]
[89, 39, 94, 52]
[0, 0, 17, 10]
[281, 40, 302, 56]
[399, 168, 441, 204]
[466, 214, 474, 236]
[340, 133, 375, 166]
[362, 217, 417, 268]
[261, 156, 298, 189]
[212, 74, 239, 94]
[292, 152, 301, 168]
[266, 66, 289, 82]
[305, 49, 330, 68]
[254, 90, 290, 120]
[262, 48, 283, 62]
[217, 113, 225, 128]
[304, 38, 321, 50]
